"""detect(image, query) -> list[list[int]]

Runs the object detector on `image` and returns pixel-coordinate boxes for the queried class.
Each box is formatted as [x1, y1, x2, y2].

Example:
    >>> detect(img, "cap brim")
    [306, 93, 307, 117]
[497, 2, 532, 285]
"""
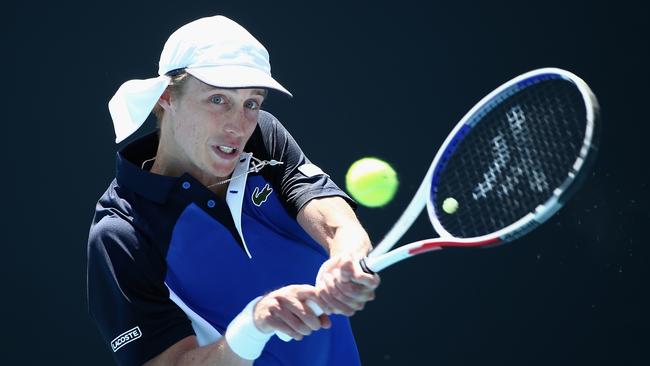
[187, 66, 292, 97]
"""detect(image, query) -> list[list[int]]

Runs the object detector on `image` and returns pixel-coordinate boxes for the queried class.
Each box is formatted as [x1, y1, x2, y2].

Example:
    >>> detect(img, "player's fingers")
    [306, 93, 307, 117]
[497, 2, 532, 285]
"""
[300, 293, 331, 317]
[338, 259, 356, 281]
[322, 273, 360, 315]
[295, 303, 323, 332]
[281, 309, 313, 336]
[339, 258, 381, 289]
[333, 279, 372, 307]
[284, 294, 326, 333]
[326, 274, 359, 303]
[336, 280, 363, 297]
[275, 296, 317, 335]
[293, 284, 334, 316]
[265, 307, 306, 340]
[267, 318, 304, 340]
[319, 289, 356, 316]
[337, 280, 376, 302]
[314, 287, 336, 315]
[350, 271, 381, 289]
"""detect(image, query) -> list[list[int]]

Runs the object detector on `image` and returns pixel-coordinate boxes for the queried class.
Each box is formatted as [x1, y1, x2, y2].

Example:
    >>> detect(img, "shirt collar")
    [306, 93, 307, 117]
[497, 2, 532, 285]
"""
[116, 131, 178, 204]
[116, 131, 255, 257]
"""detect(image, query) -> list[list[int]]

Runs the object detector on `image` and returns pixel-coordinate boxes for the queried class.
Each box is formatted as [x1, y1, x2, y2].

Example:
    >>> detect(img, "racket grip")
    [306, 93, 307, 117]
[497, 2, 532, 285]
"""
[276, 301, 324, 342]
[359, 257, 375, 274]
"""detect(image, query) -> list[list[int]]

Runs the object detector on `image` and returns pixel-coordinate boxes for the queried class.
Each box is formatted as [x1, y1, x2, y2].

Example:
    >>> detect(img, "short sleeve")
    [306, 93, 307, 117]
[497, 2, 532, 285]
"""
[249, 111, 357, 216]
[87, 215, 194, 365]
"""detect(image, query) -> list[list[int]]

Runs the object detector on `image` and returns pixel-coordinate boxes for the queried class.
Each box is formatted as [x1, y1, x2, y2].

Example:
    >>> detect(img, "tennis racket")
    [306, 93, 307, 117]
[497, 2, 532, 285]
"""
[277, 67, 600, 341]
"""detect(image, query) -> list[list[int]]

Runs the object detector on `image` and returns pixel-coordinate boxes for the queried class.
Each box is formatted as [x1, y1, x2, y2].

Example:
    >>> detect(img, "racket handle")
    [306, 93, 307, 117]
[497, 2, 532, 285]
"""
[276, 301, 324, 342]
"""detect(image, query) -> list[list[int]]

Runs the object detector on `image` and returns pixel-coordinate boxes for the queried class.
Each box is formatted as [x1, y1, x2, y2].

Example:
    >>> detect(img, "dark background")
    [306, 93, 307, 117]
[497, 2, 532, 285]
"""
[5, 0, 649, 364]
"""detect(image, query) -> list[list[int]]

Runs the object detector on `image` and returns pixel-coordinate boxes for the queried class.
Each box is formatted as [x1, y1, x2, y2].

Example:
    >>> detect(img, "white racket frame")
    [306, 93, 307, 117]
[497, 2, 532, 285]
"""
[366, 67, 599, 272]
[277, 67, 598, 341]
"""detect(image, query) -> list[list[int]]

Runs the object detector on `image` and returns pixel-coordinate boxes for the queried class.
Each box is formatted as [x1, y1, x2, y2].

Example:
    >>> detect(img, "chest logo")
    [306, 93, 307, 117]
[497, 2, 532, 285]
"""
[252, 183, 273, 206]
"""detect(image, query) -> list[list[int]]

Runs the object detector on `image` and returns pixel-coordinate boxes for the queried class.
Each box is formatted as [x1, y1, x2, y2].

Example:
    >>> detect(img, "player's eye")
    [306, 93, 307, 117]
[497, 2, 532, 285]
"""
[245, 100, 261, 110]
[210, 95, 226, 105]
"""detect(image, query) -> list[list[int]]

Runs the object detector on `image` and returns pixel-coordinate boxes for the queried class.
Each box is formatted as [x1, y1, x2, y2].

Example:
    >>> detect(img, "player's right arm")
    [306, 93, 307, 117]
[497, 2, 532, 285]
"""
[143, 335, 247, 366]
[88, 212, 330, 365]
[88, 211, 331, 365]
[144, 285, 331, 365]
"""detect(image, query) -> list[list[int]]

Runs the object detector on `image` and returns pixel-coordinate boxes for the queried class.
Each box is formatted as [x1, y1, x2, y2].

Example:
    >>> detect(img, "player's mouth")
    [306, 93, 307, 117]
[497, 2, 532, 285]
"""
[211, 145, 239, 160]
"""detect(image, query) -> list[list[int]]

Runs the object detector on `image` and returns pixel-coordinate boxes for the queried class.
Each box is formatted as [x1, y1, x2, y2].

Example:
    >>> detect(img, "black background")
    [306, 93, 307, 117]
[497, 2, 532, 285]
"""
[5, 0, 649, 364]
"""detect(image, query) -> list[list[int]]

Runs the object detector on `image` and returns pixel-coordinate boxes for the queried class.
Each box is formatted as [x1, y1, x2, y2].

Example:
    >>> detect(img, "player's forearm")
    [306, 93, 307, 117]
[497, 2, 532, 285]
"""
[172, 339, 252, 366]
[298, 197, 379, 317]
[147, 296, 270, 366]
[144, 336, 253, 366]
[297, 196, 372, 257]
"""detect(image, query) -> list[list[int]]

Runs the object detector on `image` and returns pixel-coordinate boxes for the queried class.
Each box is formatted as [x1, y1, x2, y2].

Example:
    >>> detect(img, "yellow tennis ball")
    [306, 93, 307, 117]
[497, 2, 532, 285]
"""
[346, 157, 398, 208]
[442, 197, 459, 214]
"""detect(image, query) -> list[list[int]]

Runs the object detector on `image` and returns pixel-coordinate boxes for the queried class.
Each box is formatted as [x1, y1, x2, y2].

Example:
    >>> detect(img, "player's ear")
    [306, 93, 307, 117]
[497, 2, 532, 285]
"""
[157, 88, 173, 111]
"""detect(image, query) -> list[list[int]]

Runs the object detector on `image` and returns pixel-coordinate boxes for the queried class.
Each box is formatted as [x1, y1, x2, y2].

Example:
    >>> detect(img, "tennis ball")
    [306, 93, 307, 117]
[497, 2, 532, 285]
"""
[346, 157, 398, 208]
[442, 197, 459, 214]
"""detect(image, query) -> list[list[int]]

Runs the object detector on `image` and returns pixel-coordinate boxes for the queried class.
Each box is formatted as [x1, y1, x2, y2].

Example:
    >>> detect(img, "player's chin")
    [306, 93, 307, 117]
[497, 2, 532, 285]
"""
[208, 161, 236, 179]
[208, 152, 239, 176]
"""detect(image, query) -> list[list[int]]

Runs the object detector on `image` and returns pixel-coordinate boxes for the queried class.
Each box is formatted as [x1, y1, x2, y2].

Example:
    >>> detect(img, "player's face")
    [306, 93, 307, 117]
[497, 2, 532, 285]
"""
[162, 77, 265, 182]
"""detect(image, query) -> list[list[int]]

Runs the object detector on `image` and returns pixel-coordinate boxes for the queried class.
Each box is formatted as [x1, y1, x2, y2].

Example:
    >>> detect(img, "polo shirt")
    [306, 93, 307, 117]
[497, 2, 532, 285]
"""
[87, 111, 361, 365]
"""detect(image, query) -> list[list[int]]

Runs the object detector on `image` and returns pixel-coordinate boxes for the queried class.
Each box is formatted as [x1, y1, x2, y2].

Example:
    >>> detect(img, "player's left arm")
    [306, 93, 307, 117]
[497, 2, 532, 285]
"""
[253, 112, 380, 315]
[297, 196, 380, 316]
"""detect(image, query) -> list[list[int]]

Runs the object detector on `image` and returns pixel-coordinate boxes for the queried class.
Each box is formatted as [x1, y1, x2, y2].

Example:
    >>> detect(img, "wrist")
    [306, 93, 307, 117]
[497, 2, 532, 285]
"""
[225, 296, 273, 360]
[330, 232, 372, 258]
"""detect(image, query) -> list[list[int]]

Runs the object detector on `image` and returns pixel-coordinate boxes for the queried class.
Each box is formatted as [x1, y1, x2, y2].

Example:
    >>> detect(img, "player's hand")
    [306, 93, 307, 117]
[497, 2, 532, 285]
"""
[253, 285, 331, 341]
[315, 254, 380, 316]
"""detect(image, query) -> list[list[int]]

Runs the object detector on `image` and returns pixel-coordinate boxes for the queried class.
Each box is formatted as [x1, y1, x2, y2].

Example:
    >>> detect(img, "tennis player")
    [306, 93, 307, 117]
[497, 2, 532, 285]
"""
[87, 15, 379, 366]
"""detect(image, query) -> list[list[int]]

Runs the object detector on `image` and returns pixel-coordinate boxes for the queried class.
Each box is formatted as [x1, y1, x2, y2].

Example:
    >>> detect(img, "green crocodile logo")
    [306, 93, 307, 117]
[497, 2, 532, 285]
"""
[252, 183, 273, 206]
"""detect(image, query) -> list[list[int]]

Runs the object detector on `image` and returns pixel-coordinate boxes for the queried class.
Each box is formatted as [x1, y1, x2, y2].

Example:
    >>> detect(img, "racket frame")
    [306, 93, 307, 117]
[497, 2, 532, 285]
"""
[365, 67, 600, 273]
[278, 67, 599, 340]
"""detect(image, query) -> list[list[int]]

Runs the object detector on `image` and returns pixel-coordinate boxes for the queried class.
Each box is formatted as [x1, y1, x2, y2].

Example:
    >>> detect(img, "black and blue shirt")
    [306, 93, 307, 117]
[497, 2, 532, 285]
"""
[87, 111, 361, 365]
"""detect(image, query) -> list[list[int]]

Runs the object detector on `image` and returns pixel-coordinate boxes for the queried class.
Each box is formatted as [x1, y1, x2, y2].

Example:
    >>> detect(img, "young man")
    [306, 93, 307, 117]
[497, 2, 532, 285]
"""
[87, 15, 380, 365]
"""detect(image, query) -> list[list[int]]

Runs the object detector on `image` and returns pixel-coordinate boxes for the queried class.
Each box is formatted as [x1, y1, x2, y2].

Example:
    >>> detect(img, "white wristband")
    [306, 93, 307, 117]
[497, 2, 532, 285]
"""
[225, 296, 273, 360]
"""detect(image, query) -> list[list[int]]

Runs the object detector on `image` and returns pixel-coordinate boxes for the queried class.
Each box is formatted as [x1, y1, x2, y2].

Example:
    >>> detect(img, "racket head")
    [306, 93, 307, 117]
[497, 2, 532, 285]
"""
[425, 68, 600, 246]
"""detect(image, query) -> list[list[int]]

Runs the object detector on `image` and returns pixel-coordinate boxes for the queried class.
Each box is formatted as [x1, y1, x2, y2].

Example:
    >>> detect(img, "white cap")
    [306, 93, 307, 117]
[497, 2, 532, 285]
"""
[108, 15, 292, 143]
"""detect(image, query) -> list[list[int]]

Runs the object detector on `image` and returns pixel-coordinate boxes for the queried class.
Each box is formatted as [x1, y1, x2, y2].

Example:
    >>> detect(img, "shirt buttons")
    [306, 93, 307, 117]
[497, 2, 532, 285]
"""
[182, 181, 191, 189]
[207, 200, 216, 208]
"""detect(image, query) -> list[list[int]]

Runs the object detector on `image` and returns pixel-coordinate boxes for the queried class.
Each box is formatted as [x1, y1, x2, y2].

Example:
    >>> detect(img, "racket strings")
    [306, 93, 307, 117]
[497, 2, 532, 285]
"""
[434, 78, 587, 238]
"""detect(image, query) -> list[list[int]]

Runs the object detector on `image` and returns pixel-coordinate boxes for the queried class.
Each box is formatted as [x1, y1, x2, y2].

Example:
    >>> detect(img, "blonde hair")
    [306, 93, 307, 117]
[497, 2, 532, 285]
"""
[152, 71, 191, 126]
